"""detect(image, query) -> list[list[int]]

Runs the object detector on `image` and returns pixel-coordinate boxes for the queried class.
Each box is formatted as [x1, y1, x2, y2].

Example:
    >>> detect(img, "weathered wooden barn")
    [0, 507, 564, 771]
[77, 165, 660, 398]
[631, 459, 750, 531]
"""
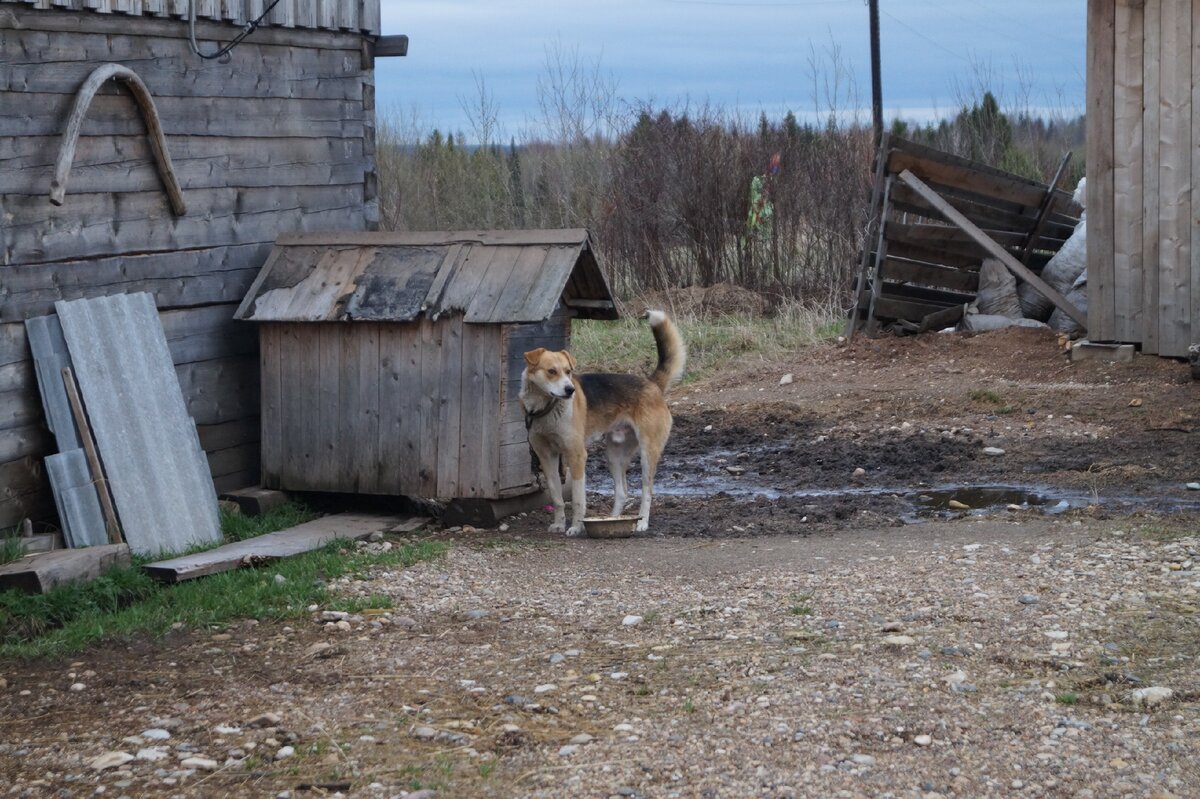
[1087, 0, 1199, 357]
[233, 229, 617, 512]
[0, 1, 395, 529]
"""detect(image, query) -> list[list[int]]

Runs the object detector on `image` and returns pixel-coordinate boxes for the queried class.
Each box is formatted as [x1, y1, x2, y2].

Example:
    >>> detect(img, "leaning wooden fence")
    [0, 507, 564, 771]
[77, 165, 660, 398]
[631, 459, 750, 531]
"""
[847, 136, 1083, 336]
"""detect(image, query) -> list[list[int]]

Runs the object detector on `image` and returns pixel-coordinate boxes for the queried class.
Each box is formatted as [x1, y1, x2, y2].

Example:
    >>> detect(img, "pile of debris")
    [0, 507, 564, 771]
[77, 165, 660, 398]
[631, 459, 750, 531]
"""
[848, 136, 1087, 338]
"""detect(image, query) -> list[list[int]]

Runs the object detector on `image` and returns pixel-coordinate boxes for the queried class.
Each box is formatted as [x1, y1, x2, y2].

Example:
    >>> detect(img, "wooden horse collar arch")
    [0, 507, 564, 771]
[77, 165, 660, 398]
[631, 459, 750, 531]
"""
[50, 63, 187, 216]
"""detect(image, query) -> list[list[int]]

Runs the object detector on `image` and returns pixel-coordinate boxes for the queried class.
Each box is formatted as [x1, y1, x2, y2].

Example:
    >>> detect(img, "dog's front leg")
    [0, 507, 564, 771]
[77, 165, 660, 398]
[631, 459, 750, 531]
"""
[564, 448, 588, 535]
[534, 446, 567, 533]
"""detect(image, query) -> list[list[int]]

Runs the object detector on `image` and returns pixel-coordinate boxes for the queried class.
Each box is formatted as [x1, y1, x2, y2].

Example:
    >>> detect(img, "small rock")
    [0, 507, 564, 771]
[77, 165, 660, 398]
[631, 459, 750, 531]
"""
[850, 754, 876, 766]
[320, 611, 350, 622]
[983, 446, 1006, 456]
[725, 465, 746, 476]
[140, 729, 170, 741]
[136, 748, 168, 762]
[273, 574, 287, 585]
[947, 500, 971, 510]
[334, 620, 352, 632]
[412, 726, 438, 740]
[609, 672, 628, 680]
[852, 467, 866, 478]
[274, 746, 295, 760]
[779, 373, 794, 385]
[1019, 594, 1040, 605]
[914, 734, 932, 746]
[558, 744, 579, 757]
[1130, 687, 1174, 708]
[622, 615, 644, 626]
[464, 609, 489, 620]
[569, 733, 594, 745]
[245, 712, 282, 728]
[180, 757, 218, 771]
[534, 684, 557, 694]
[548, 653, 566, 664]
[1045, 630, 1069, 640]
[883, 635, 916, 647]
[406, 791, 438, 799]
[89, 751, 134, 771]
[1187, 483, 1200, 491]
[367, 531, 384, 543]
[69, 682, 86, 692]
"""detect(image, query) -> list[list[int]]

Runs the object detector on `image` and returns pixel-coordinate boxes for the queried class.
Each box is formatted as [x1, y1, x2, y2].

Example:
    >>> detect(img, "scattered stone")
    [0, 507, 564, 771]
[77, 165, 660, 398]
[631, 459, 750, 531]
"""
[725, 465, 746, 476]
[274, 746, 295, 760]
[464, 609, 489, 620]
[246, 712, 282, 728]
[89, 752, 134, 771]
[779, 373, 794, 386]
[1019, 594, 1040, 605]
[140, 729, 170, 741]
[1130, 687, 1174, 708]
[850, 754, 876, 766]
[947, 500, 971, 510]
[534, 684, 557, 694]
[852, 467, 866, 478]
[883, 635, 916, 647]
[412, 726, 438, 740]
[320, 611, 350, 622]
[983, 446, 1006, 456]
[407, 791, 438, 799]
[136, 748, 168, 762]
[69, 683, 86, 692]
[180, 757, 218, 771]
[914, 734, 932, 746]
[569, 733, 594, 745]
[273, 574, 287, 585]
[548, 653, 566, 664]
[1045, 630, 1069, 640]
[558, 744, 579, 757]
[622, 615, 644, 626]
[1187, 483, 1200, 491]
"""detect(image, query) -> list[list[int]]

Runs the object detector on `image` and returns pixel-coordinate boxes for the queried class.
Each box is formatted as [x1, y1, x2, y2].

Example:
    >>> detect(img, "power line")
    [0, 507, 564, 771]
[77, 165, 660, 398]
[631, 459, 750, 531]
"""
[879, 8, 970, 64]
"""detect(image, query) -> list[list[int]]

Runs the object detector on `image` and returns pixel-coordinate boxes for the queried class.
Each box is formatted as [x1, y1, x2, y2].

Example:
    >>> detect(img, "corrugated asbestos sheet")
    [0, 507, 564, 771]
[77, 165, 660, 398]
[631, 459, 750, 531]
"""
[234, 229, 619, 324]
[55, 293, 221, 557]
[7, 1, 381, 34]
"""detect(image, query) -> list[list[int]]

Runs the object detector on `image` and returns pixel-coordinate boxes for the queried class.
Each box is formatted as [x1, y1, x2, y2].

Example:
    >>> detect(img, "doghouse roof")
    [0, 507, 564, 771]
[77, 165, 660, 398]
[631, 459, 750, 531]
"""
[233, 229, 618, 323]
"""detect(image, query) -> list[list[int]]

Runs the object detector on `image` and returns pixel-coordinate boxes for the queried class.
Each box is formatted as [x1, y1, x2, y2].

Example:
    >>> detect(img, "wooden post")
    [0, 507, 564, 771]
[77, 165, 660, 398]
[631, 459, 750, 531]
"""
[896, 170, 1088, 329]
[1019, 151, 1072, 266]
[61, 367, 122, 545]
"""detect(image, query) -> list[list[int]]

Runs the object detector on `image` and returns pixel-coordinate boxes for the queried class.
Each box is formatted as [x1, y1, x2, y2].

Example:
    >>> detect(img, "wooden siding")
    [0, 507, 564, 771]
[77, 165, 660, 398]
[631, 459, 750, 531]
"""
[4, 0, 380, 33]
[1088, 0, 1198, 357]
[261, 320, 504, 500]
[0, 3, 374, 528]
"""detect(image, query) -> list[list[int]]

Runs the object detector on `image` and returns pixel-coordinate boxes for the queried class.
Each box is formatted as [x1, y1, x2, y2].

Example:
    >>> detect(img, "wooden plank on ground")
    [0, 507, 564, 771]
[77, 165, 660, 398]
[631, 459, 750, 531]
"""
[897, 170, 1088, 329]
[0, 544, 129, 593]
[142, 513, 406, 583]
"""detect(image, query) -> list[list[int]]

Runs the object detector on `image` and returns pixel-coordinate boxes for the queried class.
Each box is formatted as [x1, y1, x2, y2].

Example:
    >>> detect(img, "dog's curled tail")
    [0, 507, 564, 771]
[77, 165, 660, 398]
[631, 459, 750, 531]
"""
[646, 309, 686, 394]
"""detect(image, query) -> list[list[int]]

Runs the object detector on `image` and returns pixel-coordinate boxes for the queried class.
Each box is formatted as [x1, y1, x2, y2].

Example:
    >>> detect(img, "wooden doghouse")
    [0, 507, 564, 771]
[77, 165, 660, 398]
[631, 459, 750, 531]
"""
[234, 229, 618, 523]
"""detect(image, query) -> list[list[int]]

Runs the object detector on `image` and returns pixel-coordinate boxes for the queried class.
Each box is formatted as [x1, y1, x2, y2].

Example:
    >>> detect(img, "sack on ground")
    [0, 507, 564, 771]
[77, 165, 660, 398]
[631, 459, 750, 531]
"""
[973, 257, 1022, 319]
[1018, 217, 1087, 321]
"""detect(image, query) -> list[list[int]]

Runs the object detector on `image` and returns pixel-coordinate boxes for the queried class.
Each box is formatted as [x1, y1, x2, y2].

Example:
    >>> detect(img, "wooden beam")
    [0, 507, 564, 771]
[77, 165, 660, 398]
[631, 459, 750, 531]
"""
[0, 544, 130, 594]
[896, 170, 1087, 330]
[374, 35, 409, 57]
[1020, 151, 1072, 265]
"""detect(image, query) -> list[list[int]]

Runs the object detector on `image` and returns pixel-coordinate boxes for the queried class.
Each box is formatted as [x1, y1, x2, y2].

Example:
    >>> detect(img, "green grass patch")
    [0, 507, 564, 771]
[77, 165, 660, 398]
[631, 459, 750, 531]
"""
[571, 302, 839, 383]
[0, 504, 446, 659]
[0, 534, 25, 566]
[968, 388, 1004, 405]
[220, 502, 319, 542]
[1055, 692, 1079, 705]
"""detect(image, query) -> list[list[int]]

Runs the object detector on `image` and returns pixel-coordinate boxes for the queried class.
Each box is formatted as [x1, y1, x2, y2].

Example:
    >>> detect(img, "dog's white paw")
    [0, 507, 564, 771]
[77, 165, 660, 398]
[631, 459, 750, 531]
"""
[548, 521, 566, 534]
[635, 517, 649, 532]
[566, 524, 586, 537]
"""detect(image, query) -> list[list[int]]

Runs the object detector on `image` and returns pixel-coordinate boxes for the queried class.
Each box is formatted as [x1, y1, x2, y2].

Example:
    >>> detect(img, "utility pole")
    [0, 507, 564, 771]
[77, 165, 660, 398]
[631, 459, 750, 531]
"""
[868, 0, 883, 147]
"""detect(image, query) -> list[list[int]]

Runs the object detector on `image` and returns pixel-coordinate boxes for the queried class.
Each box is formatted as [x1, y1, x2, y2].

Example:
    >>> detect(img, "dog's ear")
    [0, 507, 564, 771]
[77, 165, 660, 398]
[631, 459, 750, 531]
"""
[563, 351, 577, 371]
[524, 348, 546, 367]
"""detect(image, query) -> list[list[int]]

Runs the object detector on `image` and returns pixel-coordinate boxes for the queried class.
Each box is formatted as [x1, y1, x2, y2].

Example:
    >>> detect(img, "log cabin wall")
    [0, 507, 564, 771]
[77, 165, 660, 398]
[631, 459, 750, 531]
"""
[1087, 0, 1198, 357]
[0, 1, 380, 528]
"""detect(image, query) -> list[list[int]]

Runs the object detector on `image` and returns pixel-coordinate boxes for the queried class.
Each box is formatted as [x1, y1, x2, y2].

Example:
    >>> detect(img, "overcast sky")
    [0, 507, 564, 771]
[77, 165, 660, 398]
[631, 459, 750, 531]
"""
[375, 0, 1086, 141]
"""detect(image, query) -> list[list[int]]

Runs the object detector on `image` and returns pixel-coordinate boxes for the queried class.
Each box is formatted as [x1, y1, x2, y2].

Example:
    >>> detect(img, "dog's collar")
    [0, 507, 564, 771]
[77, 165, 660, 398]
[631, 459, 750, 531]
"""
[524, 396, 561, 430]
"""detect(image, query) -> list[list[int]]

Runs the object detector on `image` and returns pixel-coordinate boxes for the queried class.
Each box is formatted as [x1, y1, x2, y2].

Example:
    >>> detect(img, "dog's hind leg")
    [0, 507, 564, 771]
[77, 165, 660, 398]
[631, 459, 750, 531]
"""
[605, 433, 637, 517]
[634, 417, 671, 532]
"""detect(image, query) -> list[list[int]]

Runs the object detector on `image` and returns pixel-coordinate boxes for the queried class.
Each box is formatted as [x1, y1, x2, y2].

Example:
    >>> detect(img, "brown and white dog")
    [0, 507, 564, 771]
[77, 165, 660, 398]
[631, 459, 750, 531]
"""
[520, 310, 686, 536]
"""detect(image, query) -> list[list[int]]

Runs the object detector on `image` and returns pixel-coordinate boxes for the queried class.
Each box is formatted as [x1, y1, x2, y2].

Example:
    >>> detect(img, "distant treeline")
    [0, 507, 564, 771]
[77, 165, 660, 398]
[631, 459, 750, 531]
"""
[377, 91, 1085, 308]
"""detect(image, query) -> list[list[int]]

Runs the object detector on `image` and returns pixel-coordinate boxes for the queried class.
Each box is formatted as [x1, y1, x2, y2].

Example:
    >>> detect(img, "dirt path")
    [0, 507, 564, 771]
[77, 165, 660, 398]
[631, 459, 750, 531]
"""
[1, 327, 1198, 798]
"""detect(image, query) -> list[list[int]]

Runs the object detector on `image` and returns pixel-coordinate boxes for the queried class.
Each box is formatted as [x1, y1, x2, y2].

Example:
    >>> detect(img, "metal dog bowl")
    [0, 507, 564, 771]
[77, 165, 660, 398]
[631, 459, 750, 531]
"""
[583, 515, 640, 539]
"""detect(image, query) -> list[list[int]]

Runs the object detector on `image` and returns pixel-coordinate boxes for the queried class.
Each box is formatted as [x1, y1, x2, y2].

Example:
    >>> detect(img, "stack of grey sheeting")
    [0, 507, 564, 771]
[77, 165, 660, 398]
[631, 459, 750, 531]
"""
[26, 293, 222, 557]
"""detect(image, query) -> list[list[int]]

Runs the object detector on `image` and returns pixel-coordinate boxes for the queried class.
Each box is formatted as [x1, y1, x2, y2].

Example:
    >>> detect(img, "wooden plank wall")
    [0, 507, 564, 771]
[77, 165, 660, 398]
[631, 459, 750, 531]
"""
[0, 5, 374, 529]
[1090, 0, 1198, 357]
[262, 320, 505, 500]
[5, 0, 381, 33]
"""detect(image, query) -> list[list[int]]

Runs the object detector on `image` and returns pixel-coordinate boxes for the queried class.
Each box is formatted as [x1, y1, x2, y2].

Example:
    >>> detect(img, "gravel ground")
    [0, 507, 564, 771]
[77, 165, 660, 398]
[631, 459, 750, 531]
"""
[2, 516, 1197, 799]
